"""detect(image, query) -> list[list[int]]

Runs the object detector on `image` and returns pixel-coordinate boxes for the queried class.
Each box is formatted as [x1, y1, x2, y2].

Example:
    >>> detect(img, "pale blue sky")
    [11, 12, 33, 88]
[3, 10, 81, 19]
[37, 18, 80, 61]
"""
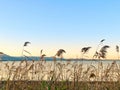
[0, 0, 120, 58]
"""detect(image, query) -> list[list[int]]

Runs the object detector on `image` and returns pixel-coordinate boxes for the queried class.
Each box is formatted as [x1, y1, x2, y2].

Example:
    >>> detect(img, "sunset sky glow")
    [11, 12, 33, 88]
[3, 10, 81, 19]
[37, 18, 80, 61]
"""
[0, 0, 120, 59]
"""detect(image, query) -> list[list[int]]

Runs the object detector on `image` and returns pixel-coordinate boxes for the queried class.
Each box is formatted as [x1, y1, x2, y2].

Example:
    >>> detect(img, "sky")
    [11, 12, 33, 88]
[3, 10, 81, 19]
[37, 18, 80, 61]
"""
[0, 0, 120, 59]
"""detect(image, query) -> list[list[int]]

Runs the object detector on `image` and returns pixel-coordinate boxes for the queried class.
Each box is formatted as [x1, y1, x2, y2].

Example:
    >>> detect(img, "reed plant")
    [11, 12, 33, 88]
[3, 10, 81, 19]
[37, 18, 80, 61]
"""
[0, 59, 119, 90]
[0, 42, 120, 90]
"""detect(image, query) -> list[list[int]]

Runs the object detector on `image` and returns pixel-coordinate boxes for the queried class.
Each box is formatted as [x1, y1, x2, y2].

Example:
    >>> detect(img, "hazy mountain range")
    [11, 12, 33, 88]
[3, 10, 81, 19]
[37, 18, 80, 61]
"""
[0, 52, 65, 61]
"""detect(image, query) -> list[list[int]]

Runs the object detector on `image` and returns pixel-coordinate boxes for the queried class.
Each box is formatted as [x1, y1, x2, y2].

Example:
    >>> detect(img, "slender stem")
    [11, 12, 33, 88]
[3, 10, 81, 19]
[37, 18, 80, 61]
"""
[117, 52, 119, 60]
[21, 46, 24, 56]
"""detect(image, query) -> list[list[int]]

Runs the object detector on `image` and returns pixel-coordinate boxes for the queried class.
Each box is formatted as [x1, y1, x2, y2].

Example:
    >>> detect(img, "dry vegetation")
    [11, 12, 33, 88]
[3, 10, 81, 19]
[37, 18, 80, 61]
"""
[0, 40, 119, 90]
[0, 60, 120, 90]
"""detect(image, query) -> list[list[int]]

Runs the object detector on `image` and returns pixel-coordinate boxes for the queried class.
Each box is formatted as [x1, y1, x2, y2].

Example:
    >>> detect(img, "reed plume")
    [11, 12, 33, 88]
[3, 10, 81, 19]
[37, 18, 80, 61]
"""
[55, 49, 66, 61]
[81, 47, 91, 54]
[40, 54, 46, 60]
[22, 41, 31, 60]
[40, 49, 46, 61]
[116, 45, 119, 52]
[23, 42, 31, 46]
[93, 39, 105, 59]
[100, 39, 105, 43]
[116, 45, 119, 59]
[81, 47, 91, 59]
[99, 45, 110, 59]
[55, 49, 66, 57]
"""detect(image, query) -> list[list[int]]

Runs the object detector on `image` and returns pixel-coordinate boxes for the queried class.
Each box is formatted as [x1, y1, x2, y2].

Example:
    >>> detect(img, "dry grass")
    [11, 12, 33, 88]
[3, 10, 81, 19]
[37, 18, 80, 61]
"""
[0, 59, 120, 90]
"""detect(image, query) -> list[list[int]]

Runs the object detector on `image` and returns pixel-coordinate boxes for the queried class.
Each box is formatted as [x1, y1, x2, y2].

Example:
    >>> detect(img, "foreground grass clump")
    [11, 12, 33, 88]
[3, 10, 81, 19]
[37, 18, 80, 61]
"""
[1, 81, 120, 90]
[0, 60, 120, 90]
